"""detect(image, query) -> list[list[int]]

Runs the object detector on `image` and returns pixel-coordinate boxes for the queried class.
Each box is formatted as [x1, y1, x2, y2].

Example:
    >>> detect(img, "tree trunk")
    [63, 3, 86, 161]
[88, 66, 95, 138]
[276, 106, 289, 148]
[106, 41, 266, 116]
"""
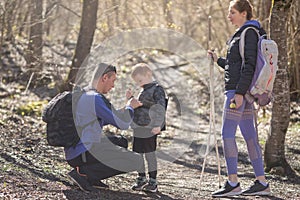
[66, 0, 98, 90]
[163, 0, 174, 28]
[5, 0, 17, 42]
[17, 4, 30, 37]
[257, 0, 272, 29]
[163, 0, 174, 50]
[264, 0, 295, 176]
[44, 0, 60, 36]
[26, 0, 44, 69]
[112, 0, 120, 27]
[288, 0, 300, 100]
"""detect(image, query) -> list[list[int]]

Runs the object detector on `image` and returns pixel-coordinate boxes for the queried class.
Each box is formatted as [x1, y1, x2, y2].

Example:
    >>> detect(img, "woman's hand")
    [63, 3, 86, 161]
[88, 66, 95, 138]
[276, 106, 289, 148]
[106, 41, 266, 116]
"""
[231, 94, 244, 109]
[207, 50, 217, 62]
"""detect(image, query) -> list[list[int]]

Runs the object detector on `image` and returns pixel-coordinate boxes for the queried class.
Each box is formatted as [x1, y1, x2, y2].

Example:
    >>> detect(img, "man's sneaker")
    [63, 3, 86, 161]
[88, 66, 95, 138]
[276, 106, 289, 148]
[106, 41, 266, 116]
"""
[132, 176, 148, 191]
[68, 169, 97, 192]
[212, 181, 242, 197]
[143, 179, 158, 193]
[91, 180, 109, 189]
[242, 180, 270, 196]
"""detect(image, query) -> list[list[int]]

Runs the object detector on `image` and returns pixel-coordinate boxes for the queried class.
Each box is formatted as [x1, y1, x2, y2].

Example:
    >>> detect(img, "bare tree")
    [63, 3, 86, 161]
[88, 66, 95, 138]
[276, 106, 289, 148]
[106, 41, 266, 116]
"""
[66, 0, 98, 90]
[264, 0, 295, 176]
[16, 0, 30, 38]
[288, 0, 300, 100]
[0, 1, 7, 48]
[256, 0, 272, 29]
[163, 0, 174, 28]
[0, 0, 298, 99]
[112, 0, 120, 28]
[4, 1, 17, 42]
[0, 1, 18, 48]
[26, 0, 44, 69]
[44, 0, 60, 36]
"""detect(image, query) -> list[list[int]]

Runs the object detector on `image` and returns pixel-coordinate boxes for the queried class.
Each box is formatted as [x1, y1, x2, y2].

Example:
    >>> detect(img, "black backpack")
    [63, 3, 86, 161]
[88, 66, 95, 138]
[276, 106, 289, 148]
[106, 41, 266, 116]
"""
[42, 89, 84, 148]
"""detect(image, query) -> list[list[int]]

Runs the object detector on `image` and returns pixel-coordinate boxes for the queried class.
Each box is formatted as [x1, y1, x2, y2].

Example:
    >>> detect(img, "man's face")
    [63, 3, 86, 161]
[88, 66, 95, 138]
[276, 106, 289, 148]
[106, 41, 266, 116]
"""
[96, 72, 117, 94]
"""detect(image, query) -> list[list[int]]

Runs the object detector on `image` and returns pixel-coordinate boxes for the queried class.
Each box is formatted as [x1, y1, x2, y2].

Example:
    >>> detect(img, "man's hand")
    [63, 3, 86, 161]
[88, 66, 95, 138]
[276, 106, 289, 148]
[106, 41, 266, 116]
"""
[128, 98, 142, 109]
[151, 127, 161, 135]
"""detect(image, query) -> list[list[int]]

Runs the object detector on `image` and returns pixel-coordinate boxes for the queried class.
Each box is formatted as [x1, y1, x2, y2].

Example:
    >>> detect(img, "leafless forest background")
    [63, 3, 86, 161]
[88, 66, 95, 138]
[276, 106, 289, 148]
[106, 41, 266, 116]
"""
[0, 0, 300, 199]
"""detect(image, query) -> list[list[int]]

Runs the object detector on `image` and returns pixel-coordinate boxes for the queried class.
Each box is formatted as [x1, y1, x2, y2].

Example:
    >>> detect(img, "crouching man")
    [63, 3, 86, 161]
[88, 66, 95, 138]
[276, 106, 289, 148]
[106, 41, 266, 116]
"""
[66, 63, 143, 191]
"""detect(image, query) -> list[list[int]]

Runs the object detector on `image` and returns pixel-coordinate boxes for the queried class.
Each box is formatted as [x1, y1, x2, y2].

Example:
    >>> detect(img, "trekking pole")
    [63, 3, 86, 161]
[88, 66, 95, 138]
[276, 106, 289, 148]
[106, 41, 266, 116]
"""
[199, 15, 212, 190]
[199, 16, 221, 191]
[207, 17, 222, 190]
[212, 60, 221, 190]
[254, 104, 259, 136]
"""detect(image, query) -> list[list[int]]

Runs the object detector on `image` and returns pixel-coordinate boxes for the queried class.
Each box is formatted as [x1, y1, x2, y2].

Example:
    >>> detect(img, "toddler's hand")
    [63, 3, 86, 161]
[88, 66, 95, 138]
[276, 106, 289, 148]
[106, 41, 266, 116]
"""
[126, 89, 133, 100]
[128, 98, 142, 109]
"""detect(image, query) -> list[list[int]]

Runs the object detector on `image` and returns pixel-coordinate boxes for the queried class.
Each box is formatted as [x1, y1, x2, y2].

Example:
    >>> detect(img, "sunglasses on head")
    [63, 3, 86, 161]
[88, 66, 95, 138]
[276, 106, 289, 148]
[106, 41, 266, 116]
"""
[100, 64, 117, 75]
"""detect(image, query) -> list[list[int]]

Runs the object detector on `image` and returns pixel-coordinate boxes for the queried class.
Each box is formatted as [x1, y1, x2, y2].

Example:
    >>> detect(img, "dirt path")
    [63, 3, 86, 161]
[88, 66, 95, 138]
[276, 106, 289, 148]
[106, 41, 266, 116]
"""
[1, 121, 300, 200]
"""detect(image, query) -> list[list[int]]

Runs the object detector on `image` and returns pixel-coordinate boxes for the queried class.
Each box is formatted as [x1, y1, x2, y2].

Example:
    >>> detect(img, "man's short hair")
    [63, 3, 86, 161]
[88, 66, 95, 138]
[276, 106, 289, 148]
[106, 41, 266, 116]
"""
[92, 63, 117, 82]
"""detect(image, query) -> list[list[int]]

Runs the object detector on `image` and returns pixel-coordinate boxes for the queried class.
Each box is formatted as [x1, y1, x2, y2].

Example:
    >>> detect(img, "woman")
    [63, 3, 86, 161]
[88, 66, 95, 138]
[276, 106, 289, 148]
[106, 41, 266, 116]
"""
[208, 0, 270, 197]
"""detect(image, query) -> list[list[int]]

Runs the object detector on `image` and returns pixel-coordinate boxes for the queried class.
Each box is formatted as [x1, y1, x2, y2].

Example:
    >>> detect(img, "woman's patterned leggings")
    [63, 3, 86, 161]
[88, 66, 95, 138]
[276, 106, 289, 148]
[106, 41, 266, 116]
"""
[222, 90, 265, 177]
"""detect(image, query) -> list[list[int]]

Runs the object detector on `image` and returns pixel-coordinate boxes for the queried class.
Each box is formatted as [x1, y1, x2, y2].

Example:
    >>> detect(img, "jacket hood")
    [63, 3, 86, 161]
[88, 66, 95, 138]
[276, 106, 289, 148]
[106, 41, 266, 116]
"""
[243, 20, 267, 36]
[240, 20, 261, 30]
[233, 20, 266, 37]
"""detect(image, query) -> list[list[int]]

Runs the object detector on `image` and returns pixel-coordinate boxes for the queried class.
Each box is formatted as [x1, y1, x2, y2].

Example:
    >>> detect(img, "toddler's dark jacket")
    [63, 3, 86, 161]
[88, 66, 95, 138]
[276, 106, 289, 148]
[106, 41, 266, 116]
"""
[132, 81, 166, 129]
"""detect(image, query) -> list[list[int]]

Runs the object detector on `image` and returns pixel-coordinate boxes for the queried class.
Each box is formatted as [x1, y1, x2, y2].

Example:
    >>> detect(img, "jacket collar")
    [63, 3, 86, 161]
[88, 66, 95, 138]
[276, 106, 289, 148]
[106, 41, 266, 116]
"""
[142, 81, 158, 90]
[231, 20, 263, 39]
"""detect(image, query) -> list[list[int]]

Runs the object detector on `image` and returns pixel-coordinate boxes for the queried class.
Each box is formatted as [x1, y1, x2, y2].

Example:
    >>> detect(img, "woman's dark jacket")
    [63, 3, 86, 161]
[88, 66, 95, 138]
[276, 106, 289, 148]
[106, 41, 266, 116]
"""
[217, 20, 266, 95]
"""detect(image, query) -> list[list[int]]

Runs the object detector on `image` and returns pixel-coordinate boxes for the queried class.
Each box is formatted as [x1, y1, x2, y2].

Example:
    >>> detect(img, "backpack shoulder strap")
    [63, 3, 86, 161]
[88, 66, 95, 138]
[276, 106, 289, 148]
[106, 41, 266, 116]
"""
[239, 27, 260, 64]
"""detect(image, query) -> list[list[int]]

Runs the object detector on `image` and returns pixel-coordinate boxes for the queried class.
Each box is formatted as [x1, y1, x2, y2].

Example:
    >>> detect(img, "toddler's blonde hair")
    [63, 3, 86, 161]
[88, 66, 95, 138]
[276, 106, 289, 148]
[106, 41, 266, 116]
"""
[131, 63, 153, 78]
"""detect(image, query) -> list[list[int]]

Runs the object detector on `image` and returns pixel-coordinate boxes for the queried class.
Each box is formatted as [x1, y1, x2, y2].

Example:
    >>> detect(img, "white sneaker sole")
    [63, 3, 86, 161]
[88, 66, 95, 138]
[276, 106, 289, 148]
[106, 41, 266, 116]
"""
[144, 187, 158, 193]
[132, 183, 147, 191]
[212, 190, 242, 197]
[242, 191, 271, 196]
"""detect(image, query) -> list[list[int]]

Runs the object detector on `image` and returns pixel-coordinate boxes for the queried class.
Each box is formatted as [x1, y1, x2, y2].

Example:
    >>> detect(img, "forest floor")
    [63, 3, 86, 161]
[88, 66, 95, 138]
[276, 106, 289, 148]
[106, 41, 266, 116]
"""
[0, 49, 300, 199]
[1, 82, 300, 200]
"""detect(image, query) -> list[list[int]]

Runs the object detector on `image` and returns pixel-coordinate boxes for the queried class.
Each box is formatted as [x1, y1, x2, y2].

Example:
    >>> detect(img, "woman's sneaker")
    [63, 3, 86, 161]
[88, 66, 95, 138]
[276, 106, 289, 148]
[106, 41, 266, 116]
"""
[212, 181, 242, 197]
[132, 176, 148, 191]
[143, 179, 158, 193]
[242, 180, 270, 196]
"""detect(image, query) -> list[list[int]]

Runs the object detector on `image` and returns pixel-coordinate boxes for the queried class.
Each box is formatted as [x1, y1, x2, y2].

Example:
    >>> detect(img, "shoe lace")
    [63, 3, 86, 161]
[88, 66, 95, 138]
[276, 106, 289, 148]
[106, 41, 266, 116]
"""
[223, 181, 231, 189]
[249, 180, 261, 190]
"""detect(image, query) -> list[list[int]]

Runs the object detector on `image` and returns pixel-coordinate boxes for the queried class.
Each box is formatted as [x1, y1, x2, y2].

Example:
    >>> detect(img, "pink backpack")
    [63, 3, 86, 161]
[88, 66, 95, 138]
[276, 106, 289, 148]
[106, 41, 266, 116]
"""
[239, 27, 278, 106]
